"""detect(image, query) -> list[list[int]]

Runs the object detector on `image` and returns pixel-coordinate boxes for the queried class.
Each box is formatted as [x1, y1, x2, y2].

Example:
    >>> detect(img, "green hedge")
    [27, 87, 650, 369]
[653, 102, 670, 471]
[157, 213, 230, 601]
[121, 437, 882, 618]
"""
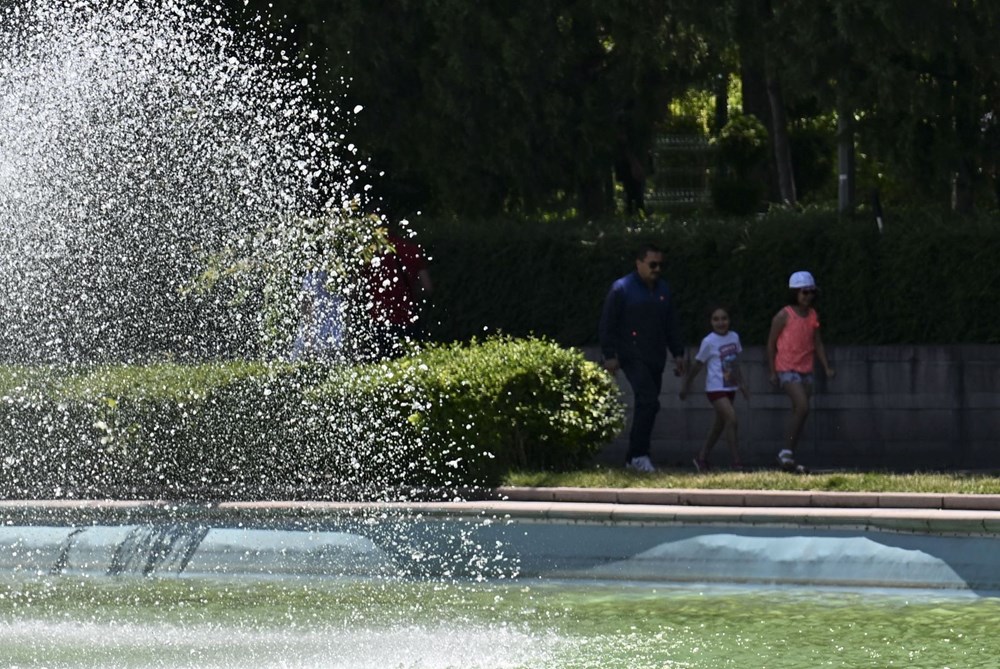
[310, 337, 624, 486]
[417, 209, 1000, 347]
[0, 337, 623, 499]
[0, 362, 311, 499]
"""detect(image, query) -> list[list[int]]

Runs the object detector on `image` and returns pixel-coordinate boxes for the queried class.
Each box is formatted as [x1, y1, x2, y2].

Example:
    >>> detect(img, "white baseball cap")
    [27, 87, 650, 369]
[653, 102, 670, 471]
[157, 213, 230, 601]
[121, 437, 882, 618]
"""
[788, 271, 816, 289]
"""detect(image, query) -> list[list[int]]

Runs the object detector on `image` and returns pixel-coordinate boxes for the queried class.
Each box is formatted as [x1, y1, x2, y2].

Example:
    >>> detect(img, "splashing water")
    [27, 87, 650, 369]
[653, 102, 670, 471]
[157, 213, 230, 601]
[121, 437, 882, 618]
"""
[0, 0, 359, 363]
[0, 0, 498, 589]
[0, 0, 478, 517]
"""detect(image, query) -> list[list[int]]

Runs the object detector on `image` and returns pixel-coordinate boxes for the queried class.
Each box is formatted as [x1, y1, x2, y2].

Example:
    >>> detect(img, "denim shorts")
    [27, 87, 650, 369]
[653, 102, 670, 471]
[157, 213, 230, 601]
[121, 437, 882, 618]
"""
[777, 370, 814, 386]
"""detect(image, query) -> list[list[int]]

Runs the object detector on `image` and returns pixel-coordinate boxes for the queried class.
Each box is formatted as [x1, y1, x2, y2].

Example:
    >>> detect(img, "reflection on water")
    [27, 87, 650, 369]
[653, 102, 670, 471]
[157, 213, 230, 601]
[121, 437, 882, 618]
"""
[1, 576, 998, 668]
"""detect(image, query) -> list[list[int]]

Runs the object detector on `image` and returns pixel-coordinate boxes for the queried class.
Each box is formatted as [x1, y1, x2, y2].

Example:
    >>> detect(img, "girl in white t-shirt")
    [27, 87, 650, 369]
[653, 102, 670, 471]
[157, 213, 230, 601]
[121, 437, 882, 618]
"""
[680, 306, 750, 471]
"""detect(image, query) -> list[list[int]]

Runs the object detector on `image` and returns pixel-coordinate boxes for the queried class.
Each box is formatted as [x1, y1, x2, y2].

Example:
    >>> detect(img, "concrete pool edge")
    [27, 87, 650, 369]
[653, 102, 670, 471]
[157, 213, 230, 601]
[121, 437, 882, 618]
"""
[2, 489, 1000, 534]
[4, 492, 1000, 590]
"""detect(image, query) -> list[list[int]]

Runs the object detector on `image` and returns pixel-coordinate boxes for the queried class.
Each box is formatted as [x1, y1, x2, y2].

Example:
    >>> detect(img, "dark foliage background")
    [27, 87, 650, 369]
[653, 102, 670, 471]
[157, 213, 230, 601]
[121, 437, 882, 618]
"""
[416, 209, 1000, 348]
[224, 0, 1000, 219]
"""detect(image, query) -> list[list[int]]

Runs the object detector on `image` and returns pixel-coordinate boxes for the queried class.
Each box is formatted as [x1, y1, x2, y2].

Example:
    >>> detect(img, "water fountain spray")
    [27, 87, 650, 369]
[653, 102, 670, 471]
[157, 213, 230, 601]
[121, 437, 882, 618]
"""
[0, 0, 365, 363]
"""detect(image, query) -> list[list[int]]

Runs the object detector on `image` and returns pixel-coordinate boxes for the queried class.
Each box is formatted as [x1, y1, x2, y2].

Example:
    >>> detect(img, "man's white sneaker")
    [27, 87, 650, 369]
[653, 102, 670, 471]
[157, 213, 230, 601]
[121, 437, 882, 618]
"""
[626, 456, 656, 473]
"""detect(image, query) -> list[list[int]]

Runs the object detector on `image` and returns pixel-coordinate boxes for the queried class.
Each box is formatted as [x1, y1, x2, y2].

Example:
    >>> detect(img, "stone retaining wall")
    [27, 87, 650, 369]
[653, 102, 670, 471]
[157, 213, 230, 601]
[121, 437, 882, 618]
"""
[586, 345, 1000, 471]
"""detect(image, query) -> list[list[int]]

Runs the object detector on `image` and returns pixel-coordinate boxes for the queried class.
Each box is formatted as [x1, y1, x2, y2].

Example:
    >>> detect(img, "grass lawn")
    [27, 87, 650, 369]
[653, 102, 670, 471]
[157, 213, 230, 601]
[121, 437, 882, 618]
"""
[504, 468, 1000, 494]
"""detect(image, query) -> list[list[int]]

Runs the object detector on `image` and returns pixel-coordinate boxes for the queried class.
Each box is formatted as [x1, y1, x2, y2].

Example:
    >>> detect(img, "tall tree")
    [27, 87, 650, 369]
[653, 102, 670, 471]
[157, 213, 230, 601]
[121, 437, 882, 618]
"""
[823, 0, 1000, 213]
[730, 0, 798, 205]
[225, 0, 714, 219]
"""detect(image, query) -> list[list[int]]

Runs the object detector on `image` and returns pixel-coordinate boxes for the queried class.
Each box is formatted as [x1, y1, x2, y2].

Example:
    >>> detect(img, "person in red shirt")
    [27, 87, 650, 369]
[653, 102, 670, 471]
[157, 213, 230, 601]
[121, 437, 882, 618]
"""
[368, 231, 432, 359]
[767, 270, 835, 473]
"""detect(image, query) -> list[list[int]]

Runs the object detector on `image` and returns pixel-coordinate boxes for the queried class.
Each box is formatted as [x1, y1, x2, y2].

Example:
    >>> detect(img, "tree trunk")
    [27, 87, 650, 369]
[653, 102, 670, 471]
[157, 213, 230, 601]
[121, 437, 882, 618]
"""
[740, 61, 780, 202]
[951, 90, 978, 215]
[577, 172, 609, 219]
[737, 0, 783, 203]
[837, 105, 855, 215]
[765, 72, 797, 206]
[951, 0, 976, 215]
[952, 164, 975, 215]
[713, 72, 729, 135]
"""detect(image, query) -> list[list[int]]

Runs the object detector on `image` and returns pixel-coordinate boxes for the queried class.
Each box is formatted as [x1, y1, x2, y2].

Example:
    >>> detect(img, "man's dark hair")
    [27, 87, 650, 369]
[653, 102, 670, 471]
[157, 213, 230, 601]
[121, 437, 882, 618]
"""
[635, 243, 663, 260]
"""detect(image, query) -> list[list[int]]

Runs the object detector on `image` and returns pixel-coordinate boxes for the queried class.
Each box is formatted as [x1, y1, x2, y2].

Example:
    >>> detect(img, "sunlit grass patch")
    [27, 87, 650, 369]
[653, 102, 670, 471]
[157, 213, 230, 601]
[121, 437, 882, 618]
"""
[504, 468, 1000, 494]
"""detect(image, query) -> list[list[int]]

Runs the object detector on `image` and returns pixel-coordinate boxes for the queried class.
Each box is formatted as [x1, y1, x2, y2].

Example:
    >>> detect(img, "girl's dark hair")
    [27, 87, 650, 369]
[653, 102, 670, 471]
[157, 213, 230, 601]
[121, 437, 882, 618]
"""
[787, 288, 819, 305]
[706, 303, 734, 324]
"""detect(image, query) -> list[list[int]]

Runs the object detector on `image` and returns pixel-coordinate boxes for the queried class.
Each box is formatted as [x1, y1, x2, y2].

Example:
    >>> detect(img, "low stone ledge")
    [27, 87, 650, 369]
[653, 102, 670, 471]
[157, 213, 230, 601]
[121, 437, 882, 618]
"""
[920, 509, 995, 533]
[669, 506, 749, 524]
[678, 491, 748, 507]
[866, 510, 933, 532]
[3, 499, 1000, 535]
[494, 487, 557, 502]
[544, 502, 616, 521]
[738, 508, 814, 525]
[942, 495, 1000, 511]
[800, 508, 875, 527]
[614, 488, 682, 505]
[876, 493, 945, 509]
[495, 487, 1000, 512]
[811, 493, 882, 508]
[550, 487, 619, 504]
[729, 491, 812, 507]
[608, 505, 679, 523]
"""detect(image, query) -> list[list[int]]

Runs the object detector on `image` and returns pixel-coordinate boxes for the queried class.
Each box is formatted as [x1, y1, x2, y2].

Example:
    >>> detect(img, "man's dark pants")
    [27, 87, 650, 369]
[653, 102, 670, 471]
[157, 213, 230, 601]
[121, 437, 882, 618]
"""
[621, 358, 664, 462]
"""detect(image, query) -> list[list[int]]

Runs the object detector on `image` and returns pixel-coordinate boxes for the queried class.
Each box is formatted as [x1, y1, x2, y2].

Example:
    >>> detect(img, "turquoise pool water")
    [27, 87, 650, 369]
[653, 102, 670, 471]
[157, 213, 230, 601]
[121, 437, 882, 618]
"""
[2, 576, 997, 668]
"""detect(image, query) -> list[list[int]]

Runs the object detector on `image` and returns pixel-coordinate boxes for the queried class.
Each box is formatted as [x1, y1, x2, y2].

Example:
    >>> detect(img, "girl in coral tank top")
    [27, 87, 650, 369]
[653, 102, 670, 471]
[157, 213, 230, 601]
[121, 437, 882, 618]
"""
[766, 271, 835, 473]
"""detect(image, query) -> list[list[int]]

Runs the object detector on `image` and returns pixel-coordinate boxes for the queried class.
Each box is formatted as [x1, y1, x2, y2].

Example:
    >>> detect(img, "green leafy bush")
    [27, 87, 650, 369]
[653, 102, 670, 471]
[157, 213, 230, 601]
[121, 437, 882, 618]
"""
[0, 362, 313, 498]
[710, 177, 765, 216]
[309, 336, 625, 486]
[711, 113, 769, 215]
[790, 118, 836, 201]
[715, 113, 769, 177]
[0, 337, 623, 498]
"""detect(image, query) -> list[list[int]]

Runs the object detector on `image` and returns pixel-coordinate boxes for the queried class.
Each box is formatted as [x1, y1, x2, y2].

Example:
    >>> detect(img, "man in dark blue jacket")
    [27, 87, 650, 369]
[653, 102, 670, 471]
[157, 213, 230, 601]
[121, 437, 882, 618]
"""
[599, 244, 685, 472]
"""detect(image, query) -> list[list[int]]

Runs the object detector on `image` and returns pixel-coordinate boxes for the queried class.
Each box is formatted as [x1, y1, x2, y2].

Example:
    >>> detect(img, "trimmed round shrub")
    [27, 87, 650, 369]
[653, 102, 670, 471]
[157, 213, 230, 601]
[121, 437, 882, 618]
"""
[0, 337, 625, 498]
[309, 336, 625, 487]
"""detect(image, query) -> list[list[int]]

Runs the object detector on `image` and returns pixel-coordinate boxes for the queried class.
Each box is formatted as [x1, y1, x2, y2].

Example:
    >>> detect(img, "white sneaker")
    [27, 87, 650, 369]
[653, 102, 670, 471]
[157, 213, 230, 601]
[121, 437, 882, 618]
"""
[626, 456, 656, 473]
[777, 449, 807, 473]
